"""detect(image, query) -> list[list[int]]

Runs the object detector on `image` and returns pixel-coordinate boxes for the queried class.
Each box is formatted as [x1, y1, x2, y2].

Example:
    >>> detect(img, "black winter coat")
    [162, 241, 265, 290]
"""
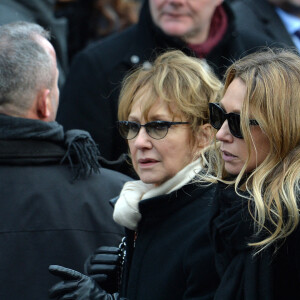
[120, 182, 219, 300]
[57, 0, 275, 166]
[0, 139, 130, 300]
[210, 183, 300, 300]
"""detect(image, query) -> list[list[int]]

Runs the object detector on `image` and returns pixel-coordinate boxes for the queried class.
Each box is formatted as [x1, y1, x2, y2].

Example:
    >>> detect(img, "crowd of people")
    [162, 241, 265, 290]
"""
[0, 0, 299, 299]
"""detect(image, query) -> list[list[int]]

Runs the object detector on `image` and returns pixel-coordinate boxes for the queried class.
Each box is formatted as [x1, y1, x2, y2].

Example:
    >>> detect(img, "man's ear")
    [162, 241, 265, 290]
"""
[36, 89, 51, 120]
[196, 123, 213, 150]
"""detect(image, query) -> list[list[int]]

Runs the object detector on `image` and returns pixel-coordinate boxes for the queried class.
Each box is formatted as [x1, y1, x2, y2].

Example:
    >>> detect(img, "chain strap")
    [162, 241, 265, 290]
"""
[117, 236, 127, 291]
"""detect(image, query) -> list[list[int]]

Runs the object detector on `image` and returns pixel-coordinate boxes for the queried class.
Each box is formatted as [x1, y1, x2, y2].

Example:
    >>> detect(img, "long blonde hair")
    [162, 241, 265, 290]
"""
[204, 48, 300, 251]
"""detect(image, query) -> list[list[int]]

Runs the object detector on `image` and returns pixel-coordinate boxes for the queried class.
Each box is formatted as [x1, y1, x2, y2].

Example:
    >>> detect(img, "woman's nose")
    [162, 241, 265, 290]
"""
[133, 127, 153, 149]
[216, 120, 233, 142]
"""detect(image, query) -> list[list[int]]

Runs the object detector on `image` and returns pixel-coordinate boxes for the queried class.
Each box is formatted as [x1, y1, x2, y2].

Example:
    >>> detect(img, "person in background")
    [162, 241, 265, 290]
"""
[232, 0, 300, 52]
[56, 0, 275, 176]
[55, 0, 139, 62]
[48, 49, 223, 300]
[0, 0, 68, 88]
[0, 21, 130, 300]
[203, 48, 300, 299]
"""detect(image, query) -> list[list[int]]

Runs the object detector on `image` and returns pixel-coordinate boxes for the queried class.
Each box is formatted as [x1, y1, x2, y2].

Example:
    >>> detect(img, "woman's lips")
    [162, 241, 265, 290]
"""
[138, 158, 159, 167]
[162, 12, 188, 19]
[221, 150, 238, 162]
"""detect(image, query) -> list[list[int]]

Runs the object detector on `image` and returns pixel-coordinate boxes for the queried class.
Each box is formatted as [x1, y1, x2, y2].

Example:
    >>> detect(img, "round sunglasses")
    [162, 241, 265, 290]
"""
[117, 120, 189, 140]
[209, 103, 259, 139]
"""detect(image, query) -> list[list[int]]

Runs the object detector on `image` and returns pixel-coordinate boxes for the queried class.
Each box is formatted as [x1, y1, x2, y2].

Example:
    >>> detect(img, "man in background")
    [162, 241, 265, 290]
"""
[0, 21, 130, 300]
[231, 0, 300, 51]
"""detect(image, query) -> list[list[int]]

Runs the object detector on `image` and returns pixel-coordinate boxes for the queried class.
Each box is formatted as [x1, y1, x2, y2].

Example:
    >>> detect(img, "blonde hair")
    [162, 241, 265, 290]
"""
[204, 48, 300, 251]
[118, 50, 222, 150]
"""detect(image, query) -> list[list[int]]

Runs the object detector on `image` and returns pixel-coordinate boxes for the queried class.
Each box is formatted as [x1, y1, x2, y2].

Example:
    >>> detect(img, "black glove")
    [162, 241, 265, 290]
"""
[49, 265, 120, 300]
[84, 246, 120, 293]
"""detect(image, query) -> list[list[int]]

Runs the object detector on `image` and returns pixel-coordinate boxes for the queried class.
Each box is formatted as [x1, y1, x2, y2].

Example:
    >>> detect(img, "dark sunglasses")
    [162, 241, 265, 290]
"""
[117, 120, 189, 140]
[209, 102, 259, 139]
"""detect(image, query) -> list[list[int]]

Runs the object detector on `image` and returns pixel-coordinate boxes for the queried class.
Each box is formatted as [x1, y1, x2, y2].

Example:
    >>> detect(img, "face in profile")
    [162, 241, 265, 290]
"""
[149, 0, 222, 43]
[215, 78, 270, 175]
[128, 97, 196, 186]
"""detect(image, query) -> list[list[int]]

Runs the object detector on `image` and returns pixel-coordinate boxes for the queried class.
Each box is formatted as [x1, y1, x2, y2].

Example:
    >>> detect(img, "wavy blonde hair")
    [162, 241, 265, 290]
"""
[118, 50, 222, 151]
[203, 48, 300, 251]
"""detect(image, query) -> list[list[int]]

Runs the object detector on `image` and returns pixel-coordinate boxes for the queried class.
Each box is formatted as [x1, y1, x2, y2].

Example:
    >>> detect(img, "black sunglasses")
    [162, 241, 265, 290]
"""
[209, 102, 259, 139]
[117, 120, 189, 140]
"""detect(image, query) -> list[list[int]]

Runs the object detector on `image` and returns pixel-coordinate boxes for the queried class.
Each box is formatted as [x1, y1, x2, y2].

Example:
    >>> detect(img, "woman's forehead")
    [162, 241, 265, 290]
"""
[130, 97, 177, 116]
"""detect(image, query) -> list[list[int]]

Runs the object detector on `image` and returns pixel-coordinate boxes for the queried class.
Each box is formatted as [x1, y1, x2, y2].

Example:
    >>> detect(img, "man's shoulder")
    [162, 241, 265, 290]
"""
[67, 24, 140, 77]
[0, 139, 65, 165]
[99, 167, 133, 183]
[231, 0, 284, 32]
[234, 28, 288, 52]
[0, 139, 131, 189]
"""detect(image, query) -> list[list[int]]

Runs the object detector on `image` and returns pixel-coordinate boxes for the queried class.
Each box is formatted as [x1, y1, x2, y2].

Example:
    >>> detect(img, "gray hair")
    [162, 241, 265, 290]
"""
[0, 21, 55, 114]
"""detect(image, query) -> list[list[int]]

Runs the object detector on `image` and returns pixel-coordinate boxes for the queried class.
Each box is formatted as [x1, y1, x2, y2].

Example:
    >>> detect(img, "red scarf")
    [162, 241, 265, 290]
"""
[188, 5, 228, 58]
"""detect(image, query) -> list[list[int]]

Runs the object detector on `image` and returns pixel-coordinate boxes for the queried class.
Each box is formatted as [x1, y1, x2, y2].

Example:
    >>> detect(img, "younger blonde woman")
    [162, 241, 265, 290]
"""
[204, 48, 300, 300]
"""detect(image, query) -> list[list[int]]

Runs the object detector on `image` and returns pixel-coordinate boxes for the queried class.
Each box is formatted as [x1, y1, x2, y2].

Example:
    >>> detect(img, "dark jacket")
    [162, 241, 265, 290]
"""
[0, 116, 131, 300]
[57, 0, 275, 167]
[231, 0, 296, 49]
[120, 182, 219, 300]
[0, 0, 68, 87]
[210, 183, 300, 300]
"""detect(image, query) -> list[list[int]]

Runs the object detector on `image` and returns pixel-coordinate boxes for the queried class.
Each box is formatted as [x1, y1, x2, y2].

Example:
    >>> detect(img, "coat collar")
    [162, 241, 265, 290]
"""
[121, 0, 237, 72]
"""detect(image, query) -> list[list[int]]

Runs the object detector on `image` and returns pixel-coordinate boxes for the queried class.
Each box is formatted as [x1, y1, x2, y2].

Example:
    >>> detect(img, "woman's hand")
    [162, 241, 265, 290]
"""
[49, 265, 119, 300]
[84, 246, 121, 293]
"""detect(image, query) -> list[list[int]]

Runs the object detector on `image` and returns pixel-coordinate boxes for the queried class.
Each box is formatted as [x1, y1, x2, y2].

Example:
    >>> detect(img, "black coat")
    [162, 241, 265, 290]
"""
[120, 182, 219, 300]
[231, 0, 296, 49]
[57, 0, 275, 167]
[0, 139, 130, 300]
[210, 183, 300, 300]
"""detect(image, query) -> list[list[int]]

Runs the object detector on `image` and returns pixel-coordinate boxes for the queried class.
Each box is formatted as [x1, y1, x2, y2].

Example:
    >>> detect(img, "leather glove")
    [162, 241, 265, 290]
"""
[49, 265, 120, 300]
[84, 246, 120, 293]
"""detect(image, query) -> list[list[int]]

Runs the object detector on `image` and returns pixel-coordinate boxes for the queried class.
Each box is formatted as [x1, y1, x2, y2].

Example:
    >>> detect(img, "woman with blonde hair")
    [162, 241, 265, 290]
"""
[204, 48, 300, 299]
[48, 50, 223, 299]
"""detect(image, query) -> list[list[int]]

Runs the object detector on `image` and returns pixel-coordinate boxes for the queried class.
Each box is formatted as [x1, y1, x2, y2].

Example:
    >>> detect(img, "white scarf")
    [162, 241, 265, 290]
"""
[113, 159, 202, 230]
